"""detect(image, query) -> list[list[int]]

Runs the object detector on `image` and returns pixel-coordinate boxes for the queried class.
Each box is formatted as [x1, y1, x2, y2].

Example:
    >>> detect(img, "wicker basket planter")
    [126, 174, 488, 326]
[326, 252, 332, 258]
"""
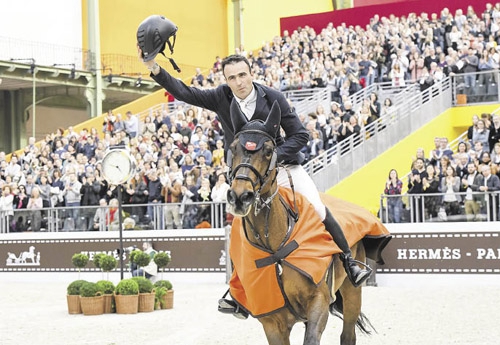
[66, 295, 82, 314]
[162, 290, 174, 309]
[138, 292, 155, 312]
[115, 294, 139, 314]
[80, 296, 104, 316]
[102, 294, 114, 314]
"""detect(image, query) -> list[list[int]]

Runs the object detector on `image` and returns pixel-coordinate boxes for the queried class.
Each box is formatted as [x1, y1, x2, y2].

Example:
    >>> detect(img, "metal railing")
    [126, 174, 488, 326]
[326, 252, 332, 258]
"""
[305, 77, 452, 191]
[380, 191, 500, 223]
[0, 201, 228, 234]
[451, 70, 500, 105]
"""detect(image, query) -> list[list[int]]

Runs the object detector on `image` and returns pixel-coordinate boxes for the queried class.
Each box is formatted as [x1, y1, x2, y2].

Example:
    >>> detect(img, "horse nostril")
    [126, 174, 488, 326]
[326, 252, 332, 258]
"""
[227, 190, 236, 204]
[240, 191, 255, 204]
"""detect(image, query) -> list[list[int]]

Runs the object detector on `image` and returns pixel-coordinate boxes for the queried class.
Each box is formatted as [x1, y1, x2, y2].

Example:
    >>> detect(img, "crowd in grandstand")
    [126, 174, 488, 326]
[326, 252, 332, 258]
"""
[0, 4, 500, 231]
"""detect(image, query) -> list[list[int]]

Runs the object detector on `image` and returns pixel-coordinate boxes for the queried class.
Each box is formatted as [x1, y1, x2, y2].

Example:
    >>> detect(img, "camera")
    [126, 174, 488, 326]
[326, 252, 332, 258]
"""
[116, 245, 138, 255]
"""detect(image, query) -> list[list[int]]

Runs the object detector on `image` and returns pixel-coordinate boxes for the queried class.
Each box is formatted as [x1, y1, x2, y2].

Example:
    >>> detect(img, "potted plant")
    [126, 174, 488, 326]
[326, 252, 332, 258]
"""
[66, 279, 87, 314]
[154, 252, 171, 280]
[114, 278, 139, 314]
[132, 251, 151, 278]
[154, 286, 167, 310]
[132, 276, 155, 312]
[99, 254, 117, 280]
[79, 281, 104, 316]
[96, 280, 115, 314]
[72, 253, 89, 279]
[154, 280, 174, 309]
[93, 253, 106, 279]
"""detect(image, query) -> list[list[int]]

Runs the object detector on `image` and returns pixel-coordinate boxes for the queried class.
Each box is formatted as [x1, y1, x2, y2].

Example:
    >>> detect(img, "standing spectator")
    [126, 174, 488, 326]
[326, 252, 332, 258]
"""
[383, 169, 403, 223]
[462, 47, 479, 91]
[63, 172, 82, 224]
[125, 111, 139, 138]
[422, 164, 441, 220]
[102, 110, 115, 135]
[408, 158, 428, 222]
[0, 185, 14, 232]
[13, 185, 29, 210]
[472, 119, 490, 152]
[369, 93, 381, 121]
[211, 172, 230, 226]
[479, 164, 500, 220]
[441, 166, 462, 217]
[26, 186, 43, 231]
[196, 177, 212, 226]
[462, 162, 484, 221]
[145, 169, 163, 225]
[141, 115, 156, 138]
[80, 172, 101, 231]
[163, 176, 182, 229]
[488, 115, 500, 152]
[127, 172, 148, 221]
[390, 63, 406, 87]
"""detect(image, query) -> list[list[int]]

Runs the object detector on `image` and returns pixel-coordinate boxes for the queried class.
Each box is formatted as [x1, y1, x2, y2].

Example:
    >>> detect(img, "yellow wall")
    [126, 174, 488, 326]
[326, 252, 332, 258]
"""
[232, 0, 333, 53]
[82, 0, 228, 77]
[327, 104, 500, 214]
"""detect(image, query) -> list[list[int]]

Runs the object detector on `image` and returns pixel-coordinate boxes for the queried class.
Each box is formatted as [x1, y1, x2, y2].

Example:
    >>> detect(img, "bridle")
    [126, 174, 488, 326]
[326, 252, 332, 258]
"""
[228, 129, 279, 217]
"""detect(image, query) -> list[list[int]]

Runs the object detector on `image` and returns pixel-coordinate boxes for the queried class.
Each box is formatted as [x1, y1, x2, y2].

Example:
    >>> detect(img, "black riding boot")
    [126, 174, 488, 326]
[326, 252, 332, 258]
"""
[322, 208, 372, 287]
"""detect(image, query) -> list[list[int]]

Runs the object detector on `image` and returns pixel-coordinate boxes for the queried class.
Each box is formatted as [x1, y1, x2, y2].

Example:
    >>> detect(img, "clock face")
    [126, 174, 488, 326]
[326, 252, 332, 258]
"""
[102, 149, 135, 185]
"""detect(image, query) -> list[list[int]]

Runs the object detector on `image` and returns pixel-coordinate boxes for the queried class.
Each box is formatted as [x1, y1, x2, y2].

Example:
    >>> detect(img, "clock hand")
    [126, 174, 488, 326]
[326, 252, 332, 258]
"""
[115, 165, 122, 173]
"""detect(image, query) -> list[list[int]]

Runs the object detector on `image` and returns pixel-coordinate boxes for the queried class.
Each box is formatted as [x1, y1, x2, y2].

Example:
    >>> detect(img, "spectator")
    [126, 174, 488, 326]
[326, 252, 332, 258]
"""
[488, 114, 500, 152]
[0, 185, 14, 232]
[472, 119, 490, 152]
[80, 172, 101, 231]
[440, 165, 462, 217]
[462, 162, 484, 221]
[422, 164, 441, 221]
[461, 47, 479, 90]
[383, 169, 403, 223]
[408, 158, 428, 222]
[26, 186, 43, 231]
[92, 198, 109, 231]
[163, 176, 182, 229]
[127, 172, 148, 221]
[63, 172, 82, 224]
[478, 164, 500, 220]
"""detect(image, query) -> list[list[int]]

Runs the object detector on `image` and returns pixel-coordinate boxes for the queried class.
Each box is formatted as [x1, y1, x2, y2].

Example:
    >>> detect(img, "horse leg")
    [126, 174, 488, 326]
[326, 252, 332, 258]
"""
[338, 281, 362, 345]
[260, 312, 293, 345]
[302, 294, 329, 345]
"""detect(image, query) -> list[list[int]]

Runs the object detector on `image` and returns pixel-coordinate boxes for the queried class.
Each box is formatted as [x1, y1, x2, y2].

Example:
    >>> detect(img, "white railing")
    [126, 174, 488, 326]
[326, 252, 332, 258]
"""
[305, 77, 452, 192]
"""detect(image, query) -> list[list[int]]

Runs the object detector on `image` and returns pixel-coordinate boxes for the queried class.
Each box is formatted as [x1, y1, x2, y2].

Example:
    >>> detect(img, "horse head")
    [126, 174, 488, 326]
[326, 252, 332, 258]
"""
[226, 99, 280, 217]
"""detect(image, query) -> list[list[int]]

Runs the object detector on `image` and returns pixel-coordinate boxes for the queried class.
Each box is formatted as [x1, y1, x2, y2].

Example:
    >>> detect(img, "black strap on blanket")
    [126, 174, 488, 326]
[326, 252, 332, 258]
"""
[254, 240, 299, 268]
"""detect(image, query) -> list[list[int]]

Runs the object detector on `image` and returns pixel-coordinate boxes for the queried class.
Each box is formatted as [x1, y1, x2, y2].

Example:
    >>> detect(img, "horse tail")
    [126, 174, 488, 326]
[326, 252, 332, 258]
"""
[329, 291, 376, 335]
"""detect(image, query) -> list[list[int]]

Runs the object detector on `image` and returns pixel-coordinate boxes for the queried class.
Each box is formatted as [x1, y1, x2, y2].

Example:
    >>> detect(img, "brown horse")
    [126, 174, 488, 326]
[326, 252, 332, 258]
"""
[225, 100, 379, 345]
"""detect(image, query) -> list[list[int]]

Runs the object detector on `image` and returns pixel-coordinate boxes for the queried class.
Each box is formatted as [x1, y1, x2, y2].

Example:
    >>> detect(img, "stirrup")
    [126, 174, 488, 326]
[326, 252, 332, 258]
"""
[341, 255, 373, 288]
[217, 290, 249, 320]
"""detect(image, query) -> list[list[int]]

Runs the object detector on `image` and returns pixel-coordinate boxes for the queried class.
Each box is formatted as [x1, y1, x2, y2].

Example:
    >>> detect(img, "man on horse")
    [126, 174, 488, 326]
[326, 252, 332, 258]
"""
[137, 15, 372, 315]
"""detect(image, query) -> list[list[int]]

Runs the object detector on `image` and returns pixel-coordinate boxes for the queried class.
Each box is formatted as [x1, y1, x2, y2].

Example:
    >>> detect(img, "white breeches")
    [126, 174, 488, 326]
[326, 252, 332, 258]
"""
[277, 164, 326, 220]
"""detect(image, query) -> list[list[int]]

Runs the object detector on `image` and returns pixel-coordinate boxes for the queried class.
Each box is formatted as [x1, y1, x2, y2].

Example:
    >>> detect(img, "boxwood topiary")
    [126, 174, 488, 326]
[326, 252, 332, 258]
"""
[96, 280, 115, 295]
[99, 255, 117, 272]
[67, 280, 88, 295]
[154, 280, 173, 291]
[131, 276, 154, 293]
[80, 281, 100, 298]
[115, 278, 139, 295]
[93, 253, 106, 270]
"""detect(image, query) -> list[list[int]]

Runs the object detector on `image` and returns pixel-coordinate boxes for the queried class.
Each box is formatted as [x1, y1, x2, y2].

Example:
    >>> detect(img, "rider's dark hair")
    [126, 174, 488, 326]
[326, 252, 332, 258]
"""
[221, 54, 251, 76]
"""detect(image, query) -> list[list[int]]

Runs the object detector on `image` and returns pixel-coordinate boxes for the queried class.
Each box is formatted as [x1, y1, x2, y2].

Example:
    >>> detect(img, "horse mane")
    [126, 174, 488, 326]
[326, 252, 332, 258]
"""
[329, 291, 376, 335]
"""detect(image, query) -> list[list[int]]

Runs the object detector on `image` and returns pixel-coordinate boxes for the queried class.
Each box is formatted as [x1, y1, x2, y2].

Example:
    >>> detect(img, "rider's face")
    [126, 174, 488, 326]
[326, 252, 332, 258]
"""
[223, 61, 253, 99]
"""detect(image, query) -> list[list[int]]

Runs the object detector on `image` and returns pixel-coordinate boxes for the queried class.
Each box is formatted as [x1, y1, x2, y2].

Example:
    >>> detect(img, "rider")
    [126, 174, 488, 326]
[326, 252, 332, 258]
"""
[136, 14, 372, 308]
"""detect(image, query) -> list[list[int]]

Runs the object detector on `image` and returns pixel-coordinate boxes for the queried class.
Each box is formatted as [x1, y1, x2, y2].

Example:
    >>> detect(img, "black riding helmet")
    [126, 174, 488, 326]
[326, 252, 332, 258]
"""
[137, 15, 178, 62]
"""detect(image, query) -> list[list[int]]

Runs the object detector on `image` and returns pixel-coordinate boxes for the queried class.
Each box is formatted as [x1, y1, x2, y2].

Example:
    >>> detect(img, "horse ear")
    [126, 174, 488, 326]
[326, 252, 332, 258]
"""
[230, 98, 248, 134]
[264, 101, 281, 137]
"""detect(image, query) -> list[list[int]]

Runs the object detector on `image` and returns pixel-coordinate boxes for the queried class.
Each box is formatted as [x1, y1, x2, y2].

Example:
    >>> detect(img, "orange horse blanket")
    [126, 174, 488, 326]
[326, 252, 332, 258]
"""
[229, 187, 390, 318]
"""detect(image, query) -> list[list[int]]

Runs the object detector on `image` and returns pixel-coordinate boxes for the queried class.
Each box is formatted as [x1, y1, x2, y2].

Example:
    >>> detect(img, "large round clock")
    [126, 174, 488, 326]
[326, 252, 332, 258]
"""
[101, 148, 136, 185]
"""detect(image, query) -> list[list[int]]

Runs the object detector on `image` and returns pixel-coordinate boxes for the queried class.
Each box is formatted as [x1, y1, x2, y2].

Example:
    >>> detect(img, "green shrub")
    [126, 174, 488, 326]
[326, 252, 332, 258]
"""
[71, 253, 89, 270]
[154, 280, 173, 290]
[133, 251, 151, 268]
[155, 286, 167, 309]
[93, 253, 106, 269]
[154, 252, 171, 269]
[96, 280, 115, 295]
[131, 276, 154, 293]
[67, 280, 88, 295]
[129, 250, 140, 263]
[80, 282, 100, 298]
[115, 279, 139, 295]
[99, 255, 117, 272]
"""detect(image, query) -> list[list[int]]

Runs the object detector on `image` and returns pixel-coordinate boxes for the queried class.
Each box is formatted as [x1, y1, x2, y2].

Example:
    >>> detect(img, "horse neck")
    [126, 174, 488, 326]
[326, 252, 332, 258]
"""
[245, 186, 288, 251]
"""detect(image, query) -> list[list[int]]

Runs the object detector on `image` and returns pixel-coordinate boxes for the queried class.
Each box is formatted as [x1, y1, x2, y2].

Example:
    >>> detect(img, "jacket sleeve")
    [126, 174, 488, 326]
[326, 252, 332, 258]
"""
[151, 68, 222, 112]
[275, 96, 309, 163]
